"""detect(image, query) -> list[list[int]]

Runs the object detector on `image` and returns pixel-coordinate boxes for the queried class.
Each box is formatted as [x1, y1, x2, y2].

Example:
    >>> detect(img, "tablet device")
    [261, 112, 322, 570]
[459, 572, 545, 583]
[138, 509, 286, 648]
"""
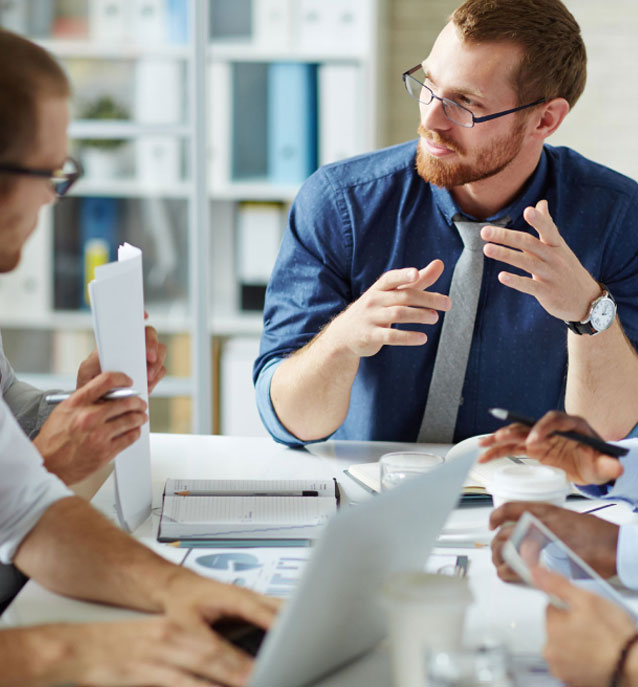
[502, 511, 635, 618]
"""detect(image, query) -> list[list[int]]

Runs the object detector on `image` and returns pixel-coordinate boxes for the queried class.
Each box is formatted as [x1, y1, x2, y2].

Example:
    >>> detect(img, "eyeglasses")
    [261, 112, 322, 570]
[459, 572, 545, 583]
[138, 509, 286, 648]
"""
[0, 156, 82, 197]
[402, 64, 546, 129]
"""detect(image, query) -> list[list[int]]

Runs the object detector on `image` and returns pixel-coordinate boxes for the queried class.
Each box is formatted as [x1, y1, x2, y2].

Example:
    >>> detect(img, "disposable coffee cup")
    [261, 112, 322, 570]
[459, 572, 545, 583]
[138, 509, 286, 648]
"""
[488, 464, 569, 508]
[381, 571, 473, 687]
[379, 451, 444, 491]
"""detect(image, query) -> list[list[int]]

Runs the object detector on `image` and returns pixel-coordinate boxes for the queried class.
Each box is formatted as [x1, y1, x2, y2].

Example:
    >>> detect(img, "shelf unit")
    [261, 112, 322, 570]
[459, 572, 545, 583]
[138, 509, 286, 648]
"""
[0, 0, 385, 435]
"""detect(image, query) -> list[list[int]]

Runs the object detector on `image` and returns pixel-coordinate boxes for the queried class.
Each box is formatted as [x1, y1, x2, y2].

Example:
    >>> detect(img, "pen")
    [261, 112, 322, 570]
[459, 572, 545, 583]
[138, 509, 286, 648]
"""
[489, 408, 629, 458]
[173, 490, 320, 497]
[45, 388, 140, 405]
[165, 539, 313, 548]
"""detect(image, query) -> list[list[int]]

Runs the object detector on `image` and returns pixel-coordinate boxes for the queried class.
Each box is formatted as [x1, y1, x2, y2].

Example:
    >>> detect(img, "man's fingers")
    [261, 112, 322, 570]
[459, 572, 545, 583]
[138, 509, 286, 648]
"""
[496, 271, 538, 296]
[145, 326, 160, 363]
[410, 259, 446, 290]
[527, 411, 598, 443]
[523, 200, 561, 245]
[68, 371, 134, 406]
[106, 410, 148, 437]
[489, 501, 546, 530]
[377, 267, 421, 291]
[594, 456, 624, 482]
[479, 443, 525, 463]
[532, 566, 581, 607]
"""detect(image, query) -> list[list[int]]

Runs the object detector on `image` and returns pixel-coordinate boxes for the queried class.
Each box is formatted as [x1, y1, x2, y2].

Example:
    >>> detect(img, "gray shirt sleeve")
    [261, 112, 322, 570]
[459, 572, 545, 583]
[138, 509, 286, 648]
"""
[0, 331, 56, 438]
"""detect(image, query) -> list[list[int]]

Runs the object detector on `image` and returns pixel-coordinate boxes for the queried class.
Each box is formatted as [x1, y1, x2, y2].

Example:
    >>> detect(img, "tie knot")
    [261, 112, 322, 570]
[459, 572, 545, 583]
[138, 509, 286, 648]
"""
[452, 214, 510, 252]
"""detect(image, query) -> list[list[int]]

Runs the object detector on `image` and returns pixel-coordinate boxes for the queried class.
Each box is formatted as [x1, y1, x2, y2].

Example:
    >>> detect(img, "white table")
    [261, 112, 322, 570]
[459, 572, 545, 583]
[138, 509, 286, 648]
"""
[4, 434, 638, 686]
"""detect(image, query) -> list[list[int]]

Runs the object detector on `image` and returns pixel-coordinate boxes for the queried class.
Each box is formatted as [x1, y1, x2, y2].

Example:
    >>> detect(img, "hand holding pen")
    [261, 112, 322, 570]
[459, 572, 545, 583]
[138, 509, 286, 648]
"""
[34, 372, 148, 486]
[478, 409, 626, 486]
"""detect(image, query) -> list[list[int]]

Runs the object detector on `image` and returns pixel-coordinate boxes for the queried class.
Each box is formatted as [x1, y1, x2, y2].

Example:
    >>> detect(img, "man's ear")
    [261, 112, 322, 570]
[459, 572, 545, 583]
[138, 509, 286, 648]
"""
[533, 97, 570, 140]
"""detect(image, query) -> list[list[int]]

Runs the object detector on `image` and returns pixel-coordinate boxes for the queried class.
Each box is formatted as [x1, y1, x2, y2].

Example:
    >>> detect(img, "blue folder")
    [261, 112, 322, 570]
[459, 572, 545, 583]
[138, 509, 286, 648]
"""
[267, 62, 318, 184]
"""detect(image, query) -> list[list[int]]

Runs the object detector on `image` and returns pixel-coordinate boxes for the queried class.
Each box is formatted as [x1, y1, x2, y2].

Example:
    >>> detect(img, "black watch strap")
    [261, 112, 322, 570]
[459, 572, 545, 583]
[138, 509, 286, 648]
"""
[566, 320, 597, 335]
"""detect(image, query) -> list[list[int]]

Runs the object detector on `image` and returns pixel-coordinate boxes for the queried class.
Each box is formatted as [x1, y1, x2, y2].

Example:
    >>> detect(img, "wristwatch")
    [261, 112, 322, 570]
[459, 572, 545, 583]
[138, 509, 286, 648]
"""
[565, 284, 616, 335]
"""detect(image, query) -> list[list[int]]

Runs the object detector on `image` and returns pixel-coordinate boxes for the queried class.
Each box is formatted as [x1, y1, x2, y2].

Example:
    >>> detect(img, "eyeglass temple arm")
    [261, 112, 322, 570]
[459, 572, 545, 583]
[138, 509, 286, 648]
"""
[473, 98, 546, 123]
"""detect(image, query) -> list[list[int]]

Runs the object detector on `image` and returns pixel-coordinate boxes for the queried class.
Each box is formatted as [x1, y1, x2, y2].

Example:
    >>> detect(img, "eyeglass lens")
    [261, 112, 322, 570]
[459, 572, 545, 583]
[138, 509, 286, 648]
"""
[51, 158, 80, 197]
[404, 67, 474, 128]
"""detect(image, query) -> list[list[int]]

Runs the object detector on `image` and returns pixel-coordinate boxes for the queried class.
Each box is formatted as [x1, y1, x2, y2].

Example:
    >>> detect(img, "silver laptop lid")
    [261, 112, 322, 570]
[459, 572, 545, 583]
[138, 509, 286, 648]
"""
[250, 443, 477, 687]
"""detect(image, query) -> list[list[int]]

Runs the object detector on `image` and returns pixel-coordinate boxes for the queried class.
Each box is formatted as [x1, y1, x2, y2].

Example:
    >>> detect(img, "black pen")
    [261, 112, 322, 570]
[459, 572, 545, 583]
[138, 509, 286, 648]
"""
[45, 388, 140, 405]
[488, 408, 629, 458]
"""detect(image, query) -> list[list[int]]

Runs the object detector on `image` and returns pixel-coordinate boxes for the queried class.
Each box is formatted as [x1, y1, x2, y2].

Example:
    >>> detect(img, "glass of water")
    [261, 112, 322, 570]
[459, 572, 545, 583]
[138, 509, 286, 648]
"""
[379, 451, 444, 491]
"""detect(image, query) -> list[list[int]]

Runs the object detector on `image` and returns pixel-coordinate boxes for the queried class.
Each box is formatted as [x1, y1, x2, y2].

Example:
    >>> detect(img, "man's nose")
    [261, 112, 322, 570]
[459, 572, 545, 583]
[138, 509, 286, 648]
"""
[420, 95, 452, 132]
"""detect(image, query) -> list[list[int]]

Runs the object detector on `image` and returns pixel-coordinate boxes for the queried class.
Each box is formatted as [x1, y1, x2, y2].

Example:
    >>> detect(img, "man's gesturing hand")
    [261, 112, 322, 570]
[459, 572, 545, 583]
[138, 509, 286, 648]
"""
[34, 371, 148, 484]
[324, 260, 451, 359]
[481, 199, 601, 322]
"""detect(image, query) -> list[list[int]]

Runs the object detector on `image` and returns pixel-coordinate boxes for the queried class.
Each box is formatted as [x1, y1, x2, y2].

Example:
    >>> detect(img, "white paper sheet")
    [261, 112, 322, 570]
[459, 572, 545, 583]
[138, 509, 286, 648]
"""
[182, 547, 311, 597]
[88, 243, 151, 531]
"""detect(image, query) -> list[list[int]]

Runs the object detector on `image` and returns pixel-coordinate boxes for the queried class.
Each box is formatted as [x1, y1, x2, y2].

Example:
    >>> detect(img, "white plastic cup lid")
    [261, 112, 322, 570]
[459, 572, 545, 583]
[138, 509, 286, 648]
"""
[488, 464, 569, 498]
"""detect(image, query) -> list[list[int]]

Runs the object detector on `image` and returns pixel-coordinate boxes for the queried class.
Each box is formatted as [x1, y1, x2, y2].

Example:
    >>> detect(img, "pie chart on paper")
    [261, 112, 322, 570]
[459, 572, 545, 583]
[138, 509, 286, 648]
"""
[195, 552, 262, 571]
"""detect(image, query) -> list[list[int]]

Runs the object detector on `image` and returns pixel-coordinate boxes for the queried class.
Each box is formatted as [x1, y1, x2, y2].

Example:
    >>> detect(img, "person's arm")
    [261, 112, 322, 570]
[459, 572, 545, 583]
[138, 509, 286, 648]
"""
[11, 497, 279, 685]
[481, 199, 638, 439]
[566, 320, 638, 439]
[0, 615, 261, 687]
[269, 262, 450, 441]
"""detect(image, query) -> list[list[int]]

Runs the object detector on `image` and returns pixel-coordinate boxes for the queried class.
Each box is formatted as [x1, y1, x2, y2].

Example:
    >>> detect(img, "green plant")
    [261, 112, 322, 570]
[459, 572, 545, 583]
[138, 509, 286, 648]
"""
[78, 95, 129, 150]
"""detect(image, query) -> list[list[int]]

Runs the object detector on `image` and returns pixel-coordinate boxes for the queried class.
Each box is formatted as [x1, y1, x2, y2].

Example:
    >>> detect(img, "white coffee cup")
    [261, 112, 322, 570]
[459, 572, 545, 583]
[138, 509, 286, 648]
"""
[381, 571, 473, 687]
[379, 451, 444, 491]
[488, 464, 570, 508]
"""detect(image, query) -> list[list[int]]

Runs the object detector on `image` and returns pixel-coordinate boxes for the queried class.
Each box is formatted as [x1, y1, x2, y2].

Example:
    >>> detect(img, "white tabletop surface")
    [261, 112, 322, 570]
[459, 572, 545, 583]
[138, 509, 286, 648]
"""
[4, 433, 638, 686]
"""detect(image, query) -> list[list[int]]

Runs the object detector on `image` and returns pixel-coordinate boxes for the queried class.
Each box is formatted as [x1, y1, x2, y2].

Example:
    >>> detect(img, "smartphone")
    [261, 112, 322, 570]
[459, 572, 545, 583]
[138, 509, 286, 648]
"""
[502, 511, 635, 617]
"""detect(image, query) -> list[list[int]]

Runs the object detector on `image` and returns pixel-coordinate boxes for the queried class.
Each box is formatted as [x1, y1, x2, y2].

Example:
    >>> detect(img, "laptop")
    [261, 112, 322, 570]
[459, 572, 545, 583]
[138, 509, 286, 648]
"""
[240, 442, 477, 687]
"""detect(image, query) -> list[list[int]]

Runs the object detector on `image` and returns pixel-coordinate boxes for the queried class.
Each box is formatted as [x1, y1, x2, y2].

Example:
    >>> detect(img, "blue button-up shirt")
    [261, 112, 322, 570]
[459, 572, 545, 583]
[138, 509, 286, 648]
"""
[255, 141, 638, 447]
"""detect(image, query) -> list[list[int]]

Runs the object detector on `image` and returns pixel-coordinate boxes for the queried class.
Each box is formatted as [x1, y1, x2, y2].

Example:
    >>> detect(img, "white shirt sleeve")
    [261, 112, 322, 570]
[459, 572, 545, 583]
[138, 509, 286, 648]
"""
[0, 397, 71, 564]
[617, 524, 638, 590]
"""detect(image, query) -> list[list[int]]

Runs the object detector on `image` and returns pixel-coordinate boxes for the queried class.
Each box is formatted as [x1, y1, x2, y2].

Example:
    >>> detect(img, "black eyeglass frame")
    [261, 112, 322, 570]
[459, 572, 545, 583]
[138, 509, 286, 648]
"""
[0, 155, 83, 197]
[402, 64, 546, 128]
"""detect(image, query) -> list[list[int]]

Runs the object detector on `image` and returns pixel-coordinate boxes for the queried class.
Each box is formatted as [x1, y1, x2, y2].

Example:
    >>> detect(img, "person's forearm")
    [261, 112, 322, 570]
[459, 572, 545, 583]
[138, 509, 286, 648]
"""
[565, 319, 638, 439]
[270, 328, 360, 441]
[0, 624, 93, 687]
[13, 497, 180, 613]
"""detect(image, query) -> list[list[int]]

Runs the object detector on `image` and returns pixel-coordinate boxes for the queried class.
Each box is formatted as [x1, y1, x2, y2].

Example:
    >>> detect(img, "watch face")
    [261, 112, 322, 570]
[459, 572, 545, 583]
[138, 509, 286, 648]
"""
[590, 297, 616, 331]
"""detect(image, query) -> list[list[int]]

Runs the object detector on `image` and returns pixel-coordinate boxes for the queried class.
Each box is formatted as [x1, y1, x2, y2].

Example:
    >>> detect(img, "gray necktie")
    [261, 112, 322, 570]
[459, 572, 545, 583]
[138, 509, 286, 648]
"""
[417, 215, 509, 443]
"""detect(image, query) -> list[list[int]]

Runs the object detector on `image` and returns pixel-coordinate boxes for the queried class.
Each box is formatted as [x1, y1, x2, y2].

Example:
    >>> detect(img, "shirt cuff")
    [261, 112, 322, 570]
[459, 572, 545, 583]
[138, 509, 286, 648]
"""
[617, 524, 638, 590]
[255, 357, 329, 447]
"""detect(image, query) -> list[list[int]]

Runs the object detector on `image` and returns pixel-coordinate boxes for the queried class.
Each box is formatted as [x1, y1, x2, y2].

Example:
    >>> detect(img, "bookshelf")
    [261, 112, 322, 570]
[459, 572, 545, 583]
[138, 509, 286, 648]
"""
[0, 0, 386, 435]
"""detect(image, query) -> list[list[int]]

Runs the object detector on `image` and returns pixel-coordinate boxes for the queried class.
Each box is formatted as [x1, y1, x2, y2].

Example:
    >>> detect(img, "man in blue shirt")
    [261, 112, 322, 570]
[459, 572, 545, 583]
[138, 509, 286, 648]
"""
[255, 0, 638, 447]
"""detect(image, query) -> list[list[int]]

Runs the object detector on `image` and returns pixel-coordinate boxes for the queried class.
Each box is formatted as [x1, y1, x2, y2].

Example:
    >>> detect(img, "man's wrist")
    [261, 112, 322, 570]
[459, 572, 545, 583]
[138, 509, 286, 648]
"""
[568, 281, 604, 323]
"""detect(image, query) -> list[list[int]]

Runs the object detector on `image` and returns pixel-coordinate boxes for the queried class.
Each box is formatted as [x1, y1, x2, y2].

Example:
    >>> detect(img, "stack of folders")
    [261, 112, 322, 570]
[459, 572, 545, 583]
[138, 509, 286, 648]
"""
[158, 478, 339, 547]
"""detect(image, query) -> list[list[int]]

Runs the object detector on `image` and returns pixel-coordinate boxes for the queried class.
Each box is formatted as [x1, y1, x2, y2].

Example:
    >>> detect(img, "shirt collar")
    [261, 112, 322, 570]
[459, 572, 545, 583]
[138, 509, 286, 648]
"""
[429, 147, 549, 228]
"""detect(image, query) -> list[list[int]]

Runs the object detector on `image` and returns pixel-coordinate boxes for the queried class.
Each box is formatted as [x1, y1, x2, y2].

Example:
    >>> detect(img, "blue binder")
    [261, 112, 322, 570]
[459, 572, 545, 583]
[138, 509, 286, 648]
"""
[80, 197, 119, 308]
[267, 62, 318, 184]
[167, 0, 189, 43]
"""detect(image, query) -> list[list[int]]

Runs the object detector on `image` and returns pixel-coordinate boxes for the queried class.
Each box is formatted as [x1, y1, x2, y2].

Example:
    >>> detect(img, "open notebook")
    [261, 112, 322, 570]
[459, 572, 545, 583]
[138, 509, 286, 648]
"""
[158, 478, 339, 545]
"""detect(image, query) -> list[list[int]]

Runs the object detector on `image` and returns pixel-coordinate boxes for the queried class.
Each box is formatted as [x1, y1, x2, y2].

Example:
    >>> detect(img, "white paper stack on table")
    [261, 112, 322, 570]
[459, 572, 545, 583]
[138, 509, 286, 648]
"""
[89, 243, 151, 531]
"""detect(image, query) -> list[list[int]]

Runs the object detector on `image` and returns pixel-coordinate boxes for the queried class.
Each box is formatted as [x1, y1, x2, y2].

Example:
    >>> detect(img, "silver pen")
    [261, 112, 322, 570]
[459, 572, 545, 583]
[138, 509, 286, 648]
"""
[45, 388, 140, 405]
